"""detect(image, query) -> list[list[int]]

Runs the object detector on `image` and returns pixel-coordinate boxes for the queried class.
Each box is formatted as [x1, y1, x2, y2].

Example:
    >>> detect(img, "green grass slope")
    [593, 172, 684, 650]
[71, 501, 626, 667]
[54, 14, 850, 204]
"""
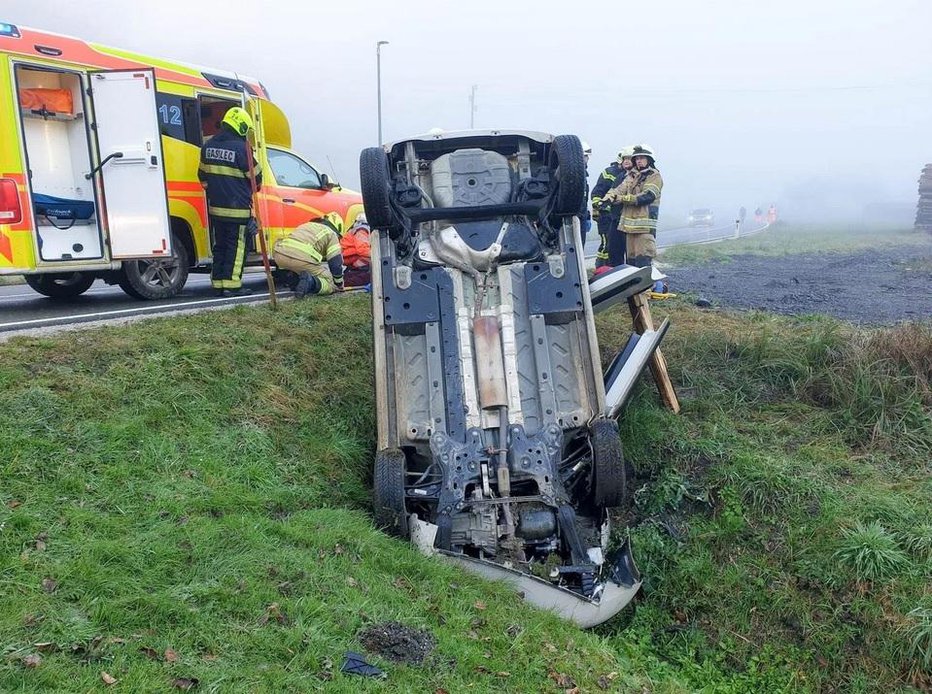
[0, 296, 928, 692]
[659, 223, 926, 266]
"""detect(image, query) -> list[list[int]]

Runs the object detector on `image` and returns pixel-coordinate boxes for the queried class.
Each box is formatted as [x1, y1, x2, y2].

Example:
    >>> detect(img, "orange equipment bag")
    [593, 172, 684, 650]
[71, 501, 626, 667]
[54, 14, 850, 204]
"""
[18, 88, 74, 116]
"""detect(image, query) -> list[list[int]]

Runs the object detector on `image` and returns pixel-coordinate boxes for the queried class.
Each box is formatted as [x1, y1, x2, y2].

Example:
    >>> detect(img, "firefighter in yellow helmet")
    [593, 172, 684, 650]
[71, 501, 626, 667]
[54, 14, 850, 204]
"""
[603, 144, 662, 268]
[272, 212, 345, 298]
[198, 106, 262, 296]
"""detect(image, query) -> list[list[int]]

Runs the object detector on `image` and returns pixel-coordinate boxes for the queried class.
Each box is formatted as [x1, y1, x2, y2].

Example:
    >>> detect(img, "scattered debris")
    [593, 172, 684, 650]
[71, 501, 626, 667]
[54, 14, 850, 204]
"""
[341, 651, 385, 678]
[597, 672, 619, 689]
[549, 670, 576, 687]
[164, 648, 179, 663]
[358, 621, 436, 666]
[22, 653, 42, 668]
[140, 646, 160, 660]
[41, 577, 57, 593]
[694, 297, 713, 308]
[101, 671, 118, 685]
[258, 602, 289, 626]
[171, 677, 199, 690]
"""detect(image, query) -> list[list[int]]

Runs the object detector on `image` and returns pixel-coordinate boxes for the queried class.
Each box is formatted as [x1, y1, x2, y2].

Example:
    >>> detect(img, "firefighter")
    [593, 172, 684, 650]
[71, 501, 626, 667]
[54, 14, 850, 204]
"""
[198, 106, 262, 297]
[272, 212, 345, 298]
[591, 146, 634, 268]
[604, 144, 663, 268]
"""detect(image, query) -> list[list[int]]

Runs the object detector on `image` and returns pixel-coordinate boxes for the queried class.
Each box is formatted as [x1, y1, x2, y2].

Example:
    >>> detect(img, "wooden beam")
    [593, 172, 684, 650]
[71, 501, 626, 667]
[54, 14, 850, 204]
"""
[628, 291, 680, 413]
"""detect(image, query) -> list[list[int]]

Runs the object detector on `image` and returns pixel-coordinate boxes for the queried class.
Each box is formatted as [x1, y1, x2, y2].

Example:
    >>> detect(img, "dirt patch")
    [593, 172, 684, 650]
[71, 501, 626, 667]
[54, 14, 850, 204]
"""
[358, 621, 436, 666]
[668, 244, 932, 324]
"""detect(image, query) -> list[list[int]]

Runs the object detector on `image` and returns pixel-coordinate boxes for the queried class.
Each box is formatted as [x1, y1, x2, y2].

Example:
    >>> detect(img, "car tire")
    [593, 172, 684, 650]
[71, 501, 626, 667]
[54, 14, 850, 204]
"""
[359, 147, 394, 231]
[24, 272, 95, 299]
[374, 448, 408, 537]
[590, 418, 627, 508]
[550, 134, 587, 215]
[117, 230, 190, 300]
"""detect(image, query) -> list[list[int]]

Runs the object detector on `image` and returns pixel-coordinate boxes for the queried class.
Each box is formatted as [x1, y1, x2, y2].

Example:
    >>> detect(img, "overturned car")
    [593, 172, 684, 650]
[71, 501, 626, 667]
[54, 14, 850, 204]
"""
[360, 130, 668, 627]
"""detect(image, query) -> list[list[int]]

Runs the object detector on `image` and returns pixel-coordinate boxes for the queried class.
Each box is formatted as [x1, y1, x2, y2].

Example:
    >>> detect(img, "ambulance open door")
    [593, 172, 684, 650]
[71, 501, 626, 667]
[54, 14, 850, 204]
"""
[88, 69, 171, 259]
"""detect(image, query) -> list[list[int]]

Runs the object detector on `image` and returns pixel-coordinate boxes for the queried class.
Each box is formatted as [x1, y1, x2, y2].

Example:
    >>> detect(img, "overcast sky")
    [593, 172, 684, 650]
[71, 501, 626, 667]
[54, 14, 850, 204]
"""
[7, 0, 932, 222]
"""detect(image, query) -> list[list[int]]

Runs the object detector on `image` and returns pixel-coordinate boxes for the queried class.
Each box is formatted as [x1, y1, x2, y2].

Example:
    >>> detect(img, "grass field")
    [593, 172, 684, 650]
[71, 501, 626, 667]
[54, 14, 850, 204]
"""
[0, 296, 929, 692]
[659, 223, 928, 266]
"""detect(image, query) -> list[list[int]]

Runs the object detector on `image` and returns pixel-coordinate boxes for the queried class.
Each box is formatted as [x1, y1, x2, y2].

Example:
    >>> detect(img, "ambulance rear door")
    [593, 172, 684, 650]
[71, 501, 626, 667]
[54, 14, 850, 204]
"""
[88, 69, 171, 259]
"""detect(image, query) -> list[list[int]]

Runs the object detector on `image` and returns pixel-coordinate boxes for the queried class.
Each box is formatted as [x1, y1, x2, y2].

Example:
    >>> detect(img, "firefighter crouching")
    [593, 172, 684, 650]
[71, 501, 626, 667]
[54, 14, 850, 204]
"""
[198, 107, 262, 297]
[272, 212, 345, 298]
[604, 144, 663, 268]
[591, 146, 634, 267]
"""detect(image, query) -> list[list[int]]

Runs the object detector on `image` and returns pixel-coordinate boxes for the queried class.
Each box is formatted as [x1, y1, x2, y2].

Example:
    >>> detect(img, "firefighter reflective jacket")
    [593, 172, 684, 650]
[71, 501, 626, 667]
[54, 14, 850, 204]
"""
[198, 128, 263, 223]
[619, 167, 663, 234]
[273, 221, 344, 279]
[590, 161, 626, 213]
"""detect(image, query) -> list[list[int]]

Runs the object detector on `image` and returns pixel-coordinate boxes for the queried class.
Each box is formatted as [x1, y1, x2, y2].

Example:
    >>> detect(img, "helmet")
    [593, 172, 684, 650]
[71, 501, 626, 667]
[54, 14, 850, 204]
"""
[617, 145, 635, 161]
[318, 211, 345, 236]
[222, 107, 254, 137]
[632, 144, 656, 161]
[581, 140, 592, 155]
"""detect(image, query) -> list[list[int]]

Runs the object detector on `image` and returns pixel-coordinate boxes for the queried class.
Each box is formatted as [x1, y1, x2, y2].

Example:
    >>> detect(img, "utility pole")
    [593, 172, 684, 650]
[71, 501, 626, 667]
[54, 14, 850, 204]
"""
[376, 40, 389, 144]
[469, 84, 477, 129]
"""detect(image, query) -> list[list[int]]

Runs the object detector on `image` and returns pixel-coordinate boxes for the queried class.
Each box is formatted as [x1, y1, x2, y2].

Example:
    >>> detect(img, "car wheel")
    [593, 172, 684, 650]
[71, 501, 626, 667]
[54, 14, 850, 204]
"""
[359, 147, 394, 231]
[373, 448, 408, 537]
[550, 134, 587, 215]
[117, 231, 190, 300]
[24, 272, 95, 298]
[590, 418, 627, 508]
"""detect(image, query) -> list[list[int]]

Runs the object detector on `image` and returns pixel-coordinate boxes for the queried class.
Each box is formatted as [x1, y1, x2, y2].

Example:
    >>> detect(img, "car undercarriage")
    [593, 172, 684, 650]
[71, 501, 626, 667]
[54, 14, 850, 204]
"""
[361, 130, 667, 626]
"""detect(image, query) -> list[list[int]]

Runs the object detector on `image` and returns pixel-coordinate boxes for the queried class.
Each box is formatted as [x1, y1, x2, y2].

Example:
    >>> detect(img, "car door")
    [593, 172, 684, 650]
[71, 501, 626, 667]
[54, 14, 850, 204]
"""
[264, 148, 339, 245]
[89, 69, 171, 259]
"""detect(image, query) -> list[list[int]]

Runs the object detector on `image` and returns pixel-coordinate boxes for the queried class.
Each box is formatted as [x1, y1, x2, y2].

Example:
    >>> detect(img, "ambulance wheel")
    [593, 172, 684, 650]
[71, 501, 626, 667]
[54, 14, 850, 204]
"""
[373, 448, 408, 538]
[550, 134, 587, 215]
[118, 231, 190, 300]
[590, 418, 627, 508]
[359, 147, 394, 231]
[24, 272, 95, 298]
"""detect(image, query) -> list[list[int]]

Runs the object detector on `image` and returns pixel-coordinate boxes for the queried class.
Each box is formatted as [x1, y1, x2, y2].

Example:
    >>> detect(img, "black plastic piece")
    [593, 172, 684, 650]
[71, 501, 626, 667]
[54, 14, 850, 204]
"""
[524, 247, 584, 319]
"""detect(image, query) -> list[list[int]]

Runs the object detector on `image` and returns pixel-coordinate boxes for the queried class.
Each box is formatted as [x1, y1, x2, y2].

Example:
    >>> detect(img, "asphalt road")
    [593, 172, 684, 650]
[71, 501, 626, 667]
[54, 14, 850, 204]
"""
[1, 220, 762, 335]
[0, 271, 285, 334]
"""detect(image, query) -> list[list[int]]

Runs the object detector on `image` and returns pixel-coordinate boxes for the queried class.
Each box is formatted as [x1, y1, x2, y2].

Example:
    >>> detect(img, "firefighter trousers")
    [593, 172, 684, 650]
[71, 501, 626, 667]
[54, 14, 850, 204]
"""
[607, 221, 627, 267]
[595, 212, 619, 267]
[210, 220, 247, 290]
[626, 230, 657, 268]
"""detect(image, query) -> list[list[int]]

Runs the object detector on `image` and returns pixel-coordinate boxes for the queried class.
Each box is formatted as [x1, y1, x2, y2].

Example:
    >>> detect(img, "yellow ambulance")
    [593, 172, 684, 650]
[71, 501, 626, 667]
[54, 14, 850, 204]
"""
[0, 22, 363, 299]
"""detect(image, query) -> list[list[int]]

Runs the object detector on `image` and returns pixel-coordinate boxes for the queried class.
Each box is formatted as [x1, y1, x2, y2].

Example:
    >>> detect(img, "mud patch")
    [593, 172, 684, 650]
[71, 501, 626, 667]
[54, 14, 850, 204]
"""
[669, 244, 932, 324]
[358, 621, 436, 666]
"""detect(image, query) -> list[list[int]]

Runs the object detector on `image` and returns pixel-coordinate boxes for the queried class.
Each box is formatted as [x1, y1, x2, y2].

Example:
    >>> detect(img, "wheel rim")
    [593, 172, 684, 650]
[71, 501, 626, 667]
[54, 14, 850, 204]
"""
[135, 255, 182, 289]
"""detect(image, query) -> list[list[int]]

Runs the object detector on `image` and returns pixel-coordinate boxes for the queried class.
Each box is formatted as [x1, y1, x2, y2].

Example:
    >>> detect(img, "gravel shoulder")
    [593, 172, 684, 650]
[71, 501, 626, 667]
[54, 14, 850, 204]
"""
[666, 243, 932, 324]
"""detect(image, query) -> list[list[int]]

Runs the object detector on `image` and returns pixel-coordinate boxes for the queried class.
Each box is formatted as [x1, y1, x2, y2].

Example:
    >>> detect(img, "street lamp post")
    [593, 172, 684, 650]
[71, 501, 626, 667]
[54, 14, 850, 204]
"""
[376, 40, 389, 145]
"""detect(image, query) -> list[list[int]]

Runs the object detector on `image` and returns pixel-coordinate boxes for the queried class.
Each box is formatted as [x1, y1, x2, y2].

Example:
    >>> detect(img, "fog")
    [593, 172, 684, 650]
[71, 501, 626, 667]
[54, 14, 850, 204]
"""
[7, 0, 932, 226]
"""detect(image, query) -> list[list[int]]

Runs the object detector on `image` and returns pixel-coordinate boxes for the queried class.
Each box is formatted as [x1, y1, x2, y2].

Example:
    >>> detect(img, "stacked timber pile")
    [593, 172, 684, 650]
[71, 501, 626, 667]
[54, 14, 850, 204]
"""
[916, 164, 932, 232]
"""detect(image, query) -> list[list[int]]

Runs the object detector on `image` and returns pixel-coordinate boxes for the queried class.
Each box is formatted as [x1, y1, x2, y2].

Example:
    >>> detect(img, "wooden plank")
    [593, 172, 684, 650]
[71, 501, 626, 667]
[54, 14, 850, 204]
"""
[627, 291, 681, 413]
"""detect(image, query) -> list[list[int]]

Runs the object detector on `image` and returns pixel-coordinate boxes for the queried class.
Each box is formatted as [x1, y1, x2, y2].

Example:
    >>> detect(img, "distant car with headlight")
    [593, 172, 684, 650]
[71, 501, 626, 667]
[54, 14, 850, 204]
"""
[687, 208, 714, 227]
